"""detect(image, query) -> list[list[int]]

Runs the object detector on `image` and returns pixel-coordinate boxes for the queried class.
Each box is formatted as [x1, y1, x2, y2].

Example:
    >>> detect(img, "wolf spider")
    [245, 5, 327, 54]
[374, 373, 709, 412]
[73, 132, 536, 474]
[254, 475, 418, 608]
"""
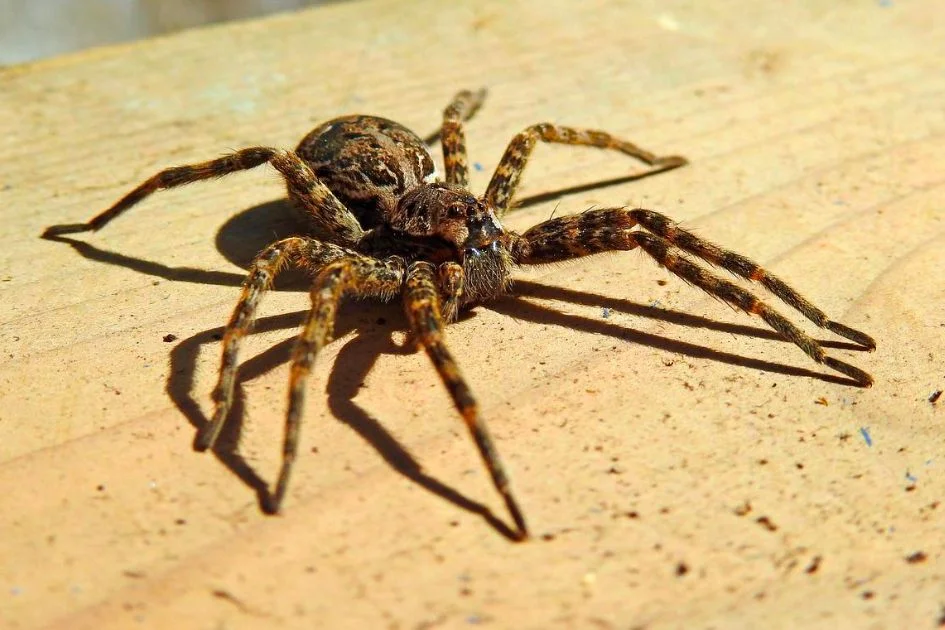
[44, 88, 875, 540]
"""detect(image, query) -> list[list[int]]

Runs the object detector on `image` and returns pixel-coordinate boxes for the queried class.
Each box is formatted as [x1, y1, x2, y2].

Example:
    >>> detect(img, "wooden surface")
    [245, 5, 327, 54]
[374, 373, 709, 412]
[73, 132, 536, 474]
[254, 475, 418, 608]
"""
[2, 1, 944, 628]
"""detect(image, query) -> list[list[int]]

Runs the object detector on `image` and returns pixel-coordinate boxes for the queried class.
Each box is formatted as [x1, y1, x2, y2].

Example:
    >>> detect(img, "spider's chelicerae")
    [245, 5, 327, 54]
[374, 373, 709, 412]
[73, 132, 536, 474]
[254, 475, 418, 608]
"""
[45, 89, 875, 540]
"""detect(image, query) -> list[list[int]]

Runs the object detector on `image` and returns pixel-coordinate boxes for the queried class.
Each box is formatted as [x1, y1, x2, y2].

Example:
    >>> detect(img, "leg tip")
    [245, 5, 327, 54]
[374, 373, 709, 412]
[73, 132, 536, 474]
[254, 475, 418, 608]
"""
[655, 155, 689, 168]
[262, 494, 283, 515]
[193, 436, 213, 452]
[194, 422, 225, 451]
[826, 321, 876, 351]
[823, 356, 874, 388]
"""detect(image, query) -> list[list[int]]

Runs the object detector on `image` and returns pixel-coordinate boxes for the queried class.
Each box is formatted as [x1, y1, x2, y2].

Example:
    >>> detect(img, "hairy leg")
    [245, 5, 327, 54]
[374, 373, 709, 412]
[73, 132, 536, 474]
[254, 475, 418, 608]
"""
[510, 209, 873, 386]
[621, 209, 875, 349]
[437, 261, 465, 322]
[42, 147, 364, 246]
[441, 88, 488, 187]
[484, 123, 687, 215]
[268, 254, 405, 513]
[404, 261, 528, 538]
[195, 237, 355, 450]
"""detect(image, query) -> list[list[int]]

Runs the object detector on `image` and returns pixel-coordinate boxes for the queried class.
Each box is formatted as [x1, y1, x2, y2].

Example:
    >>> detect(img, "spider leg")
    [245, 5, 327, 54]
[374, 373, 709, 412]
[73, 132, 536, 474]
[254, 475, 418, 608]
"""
[441, 88, 488, 187]
[195, 237, 354, 450]
[404, 261, 528, 539]
[42, 147, 363, 246]
[625, 209, 875, 350]
[484, 124, 687, 216]
[436, 261, 465, 323]
[510, 209, 873, 386]
[268, 254, 406, 513]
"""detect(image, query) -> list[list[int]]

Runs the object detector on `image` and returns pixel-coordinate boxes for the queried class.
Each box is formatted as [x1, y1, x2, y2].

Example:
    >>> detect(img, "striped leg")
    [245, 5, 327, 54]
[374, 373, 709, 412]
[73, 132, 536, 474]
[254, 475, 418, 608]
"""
[436, 261, 465, 322]
[511, 209, 874, 386]
[267, 254, 406, 513]
[484, 123, 687, 215]
[42, 147, 364, 246]
[625, 209, 876, 350]
[404, 261, 528, 539]
[196, 237, 353, 451]
[441, 88, 488, 187]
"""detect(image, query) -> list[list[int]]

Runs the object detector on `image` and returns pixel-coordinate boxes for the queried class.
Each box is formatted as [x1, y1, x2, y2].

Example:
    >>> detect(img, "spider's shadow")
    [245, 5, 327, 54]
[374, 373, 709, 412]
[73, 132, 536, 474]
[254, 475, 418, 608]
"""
[167, 301, 522, 541]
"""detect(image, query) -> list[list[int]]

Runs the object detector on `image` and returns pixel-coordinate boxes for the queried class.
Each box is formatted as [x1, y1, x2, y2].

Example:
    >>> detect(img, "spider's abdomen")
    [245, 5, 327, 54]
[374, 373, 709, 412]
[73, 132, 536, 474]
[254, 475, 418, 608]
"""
[296, 115, 437, 229]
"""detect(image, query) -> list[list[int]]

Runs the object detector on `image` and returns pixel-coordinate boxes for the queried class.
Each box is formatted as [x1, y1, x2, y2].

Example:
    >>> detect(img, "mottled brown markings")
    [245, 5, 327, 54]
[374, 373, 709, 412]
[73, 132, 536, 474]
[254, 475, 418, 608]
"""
[44, 88, 875, 540]
[297, 115, 435, 229]
[484, 122, 688, 216]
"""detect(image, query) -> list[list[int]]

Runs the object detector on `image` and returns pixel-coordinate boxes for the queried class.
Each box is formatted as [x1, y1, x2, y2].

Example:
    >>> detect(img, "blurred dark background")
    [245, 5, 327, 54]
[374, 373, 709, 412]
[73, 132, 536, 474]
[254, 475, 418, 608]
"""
[0, 0, 350, 65]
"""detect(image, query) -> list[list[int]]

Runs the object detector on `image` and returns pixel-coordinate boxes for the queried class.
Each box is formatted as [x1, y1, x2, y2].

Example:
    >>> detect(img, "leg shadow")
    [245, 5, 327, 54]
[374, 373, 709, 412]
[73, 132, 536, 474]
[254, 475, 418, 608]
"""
[167, 301, 518, 539]
[326, 329, 520, 541]
[511, 279, 866, 352]
[487, 281, 865, 386]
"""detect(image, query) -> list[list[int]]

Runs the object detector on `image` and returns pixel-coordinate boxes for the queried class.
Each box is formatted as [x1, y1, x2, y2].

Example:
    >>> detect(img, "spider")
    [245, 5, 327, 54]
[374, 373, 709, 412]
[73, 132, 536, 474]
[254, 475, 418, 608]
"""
[43, 88, 875, 540]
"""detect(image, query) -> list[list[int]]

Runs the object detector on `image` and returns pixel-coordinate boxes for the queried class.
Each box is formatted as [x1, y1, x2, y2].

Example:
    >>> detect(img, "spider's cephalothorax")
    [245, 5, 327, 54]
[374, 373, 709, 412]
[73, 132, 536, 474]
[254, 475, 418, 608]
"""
[43, 89, 876, 541]
[299, 113, 515, 308]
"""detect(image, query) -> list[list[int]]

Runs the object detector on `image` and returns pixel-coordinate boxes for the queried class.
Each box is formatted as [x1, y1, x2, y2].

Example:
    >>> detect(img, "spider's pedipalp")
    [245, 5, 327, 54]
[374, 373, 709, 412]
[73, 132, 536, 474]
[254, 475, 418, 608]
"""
[512, 208, 873, 387]
[441, 88, 487, 187]
[484, 124, 687, 216]
[268, 254, 406, 513]
[436, 261, 465, 323]
[404, 261, 528, 539]
[196, 237, 354, 451]
[42, 147, 364, 246]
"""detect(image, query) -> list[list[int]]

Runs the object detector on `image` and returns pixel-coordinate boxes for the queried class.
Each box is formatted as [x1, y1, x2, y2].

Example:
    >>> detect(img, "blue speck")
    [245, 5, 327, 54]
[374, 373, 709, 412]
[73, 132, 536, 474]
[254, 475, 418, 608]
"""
[905, 471, 917, 483]
[467, 614, 483, 624]
[859, 427, 873, 447]
[11, 586, 22, 595]
[878, 0, 892, 6]
[602, 307, 611, 319]
[473, 162, 484, 172]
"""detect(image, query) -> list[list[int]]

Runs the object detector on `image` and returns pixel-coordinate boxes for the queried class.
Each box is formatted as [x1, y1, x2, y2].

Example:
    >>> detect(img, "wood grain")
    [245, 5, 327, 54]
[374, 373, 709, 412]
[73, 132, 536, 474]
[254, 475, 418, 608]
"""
[2, 0, 943, 628]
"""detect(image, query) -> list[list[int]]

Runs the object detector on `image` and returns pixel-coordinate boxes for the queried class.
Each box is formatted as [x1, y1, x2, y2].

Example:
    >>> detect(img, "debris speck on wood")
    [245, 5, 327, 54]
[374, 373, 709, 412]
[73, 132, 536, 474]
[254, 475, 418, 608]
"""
[815, 396, 828, 406]
[859, 427, 873, 447]
[929, 390, 942, 404]
[804, 555, 822, 574]
[162, 333, 178, 342]
[905, 551, 927, 564]
[734, 501, 752, 516]
[756, 516, 778, 531]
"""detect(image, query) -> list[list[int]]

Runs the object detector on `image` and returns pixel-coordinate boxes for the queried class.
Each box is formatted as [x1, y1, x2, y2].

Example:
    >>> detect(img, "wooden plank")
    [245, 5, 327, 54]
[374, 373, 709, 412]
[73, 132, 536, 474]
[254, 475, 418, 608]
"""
[2, 0, 943, 628]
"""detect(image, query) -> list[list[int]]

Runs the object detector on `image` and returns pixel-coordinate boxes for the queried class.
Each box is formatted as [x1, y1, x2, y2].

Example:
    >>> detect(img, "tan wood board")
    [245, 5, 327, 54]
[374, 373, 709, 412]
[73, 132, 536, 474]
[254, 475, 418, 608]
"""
[2, 0, 943, 628]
